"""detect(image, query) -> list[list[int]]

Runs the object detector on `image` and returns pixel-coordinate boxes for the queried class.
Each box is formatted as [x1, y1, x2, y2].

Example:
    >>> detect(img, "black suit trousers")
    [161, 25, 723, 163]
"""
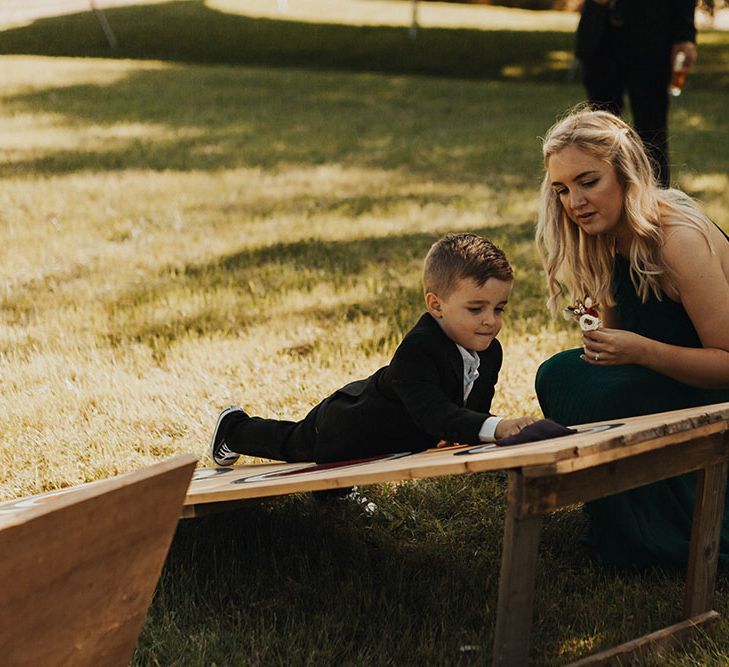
[581, 24, 672, 187]
[225, 403, 323, 463]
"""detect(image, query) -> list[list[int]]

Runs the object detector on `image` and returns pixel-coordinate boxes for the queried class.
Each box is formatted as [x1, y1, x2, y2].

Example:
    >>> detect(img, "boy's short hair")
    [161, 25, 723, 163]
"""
[423, 233, 513, 298]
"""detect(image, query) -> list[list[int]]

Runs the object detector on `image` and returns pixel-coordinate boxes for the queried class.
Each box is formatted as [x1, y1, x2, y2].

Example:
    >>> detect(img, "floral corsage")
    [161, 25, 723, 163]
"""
[563, 297, 601, 332]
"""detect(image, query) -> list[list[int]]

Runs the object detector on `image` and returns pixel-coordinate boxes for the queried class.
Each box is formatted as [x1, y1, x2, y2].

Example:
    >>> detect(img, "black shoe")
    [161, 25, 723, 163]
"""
[210, 406, 247, 466]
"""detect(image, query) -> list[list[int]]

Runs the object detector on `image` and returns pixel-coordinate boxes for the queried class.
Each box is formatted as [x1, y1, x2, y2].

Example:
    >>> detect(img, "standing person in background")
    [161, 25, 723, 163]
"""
[576, 0, 698, 188]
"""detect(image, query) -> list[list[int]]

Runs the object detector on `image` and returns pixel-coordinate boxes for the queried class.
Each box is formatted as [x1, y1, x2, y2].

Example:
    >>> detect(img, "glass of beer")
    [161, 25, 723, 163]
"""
[669, 51, 687, 97]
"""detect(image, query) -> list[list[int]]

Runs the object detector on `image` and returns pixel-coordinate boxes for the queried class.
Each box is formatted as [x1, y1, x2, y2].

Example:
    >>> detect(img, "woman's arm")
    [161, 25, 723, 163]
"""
[581, 226, 729, 389]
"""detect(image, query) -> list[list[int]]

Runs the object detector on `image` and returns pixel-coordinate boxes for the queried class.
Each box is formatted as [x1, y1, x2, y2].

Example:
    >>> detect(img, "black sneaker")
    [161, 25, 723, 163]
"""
[210, 406, 246, 466]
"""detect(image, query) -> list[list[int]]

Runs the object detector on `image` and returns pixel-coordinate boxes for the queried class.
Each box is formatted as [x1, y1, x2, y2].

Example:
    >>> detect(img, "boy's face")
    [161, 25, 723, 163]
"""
[426, 277, 513, 352]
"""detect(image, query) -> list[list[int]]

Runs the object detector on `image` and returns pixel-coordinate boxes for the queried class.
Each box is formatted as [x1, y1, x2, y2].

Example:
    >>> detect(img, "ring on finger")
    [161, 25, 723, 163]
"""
[594, 353, 600, 361]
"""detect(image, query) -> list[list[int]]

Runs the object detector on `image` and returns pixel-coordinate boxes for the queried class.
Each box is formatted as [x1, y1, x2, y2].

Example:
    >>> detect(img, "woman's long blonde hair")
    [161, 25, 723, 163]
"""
[536, 108, 712, 317]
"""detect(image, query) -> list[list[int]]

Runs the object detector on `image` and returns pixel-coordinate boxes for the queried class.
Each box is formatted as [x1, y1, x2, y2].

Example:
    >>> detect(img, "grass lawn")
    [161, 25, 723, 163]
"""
[2, 1, 729, 664]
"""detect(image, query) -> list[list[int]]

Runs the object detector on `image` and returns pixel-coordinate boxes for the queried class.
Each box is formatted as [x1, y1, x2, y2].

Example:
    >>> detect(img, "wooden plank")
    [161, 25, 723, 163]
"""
[523, 420, 729, 477]
[182, 446, 573, 506]
[492, 472, 542, 667]
[517, 432, 729, 518]
[178, 404, 729, 509]
[548, 403, 729, 470]
[566, 611, 719, 666]
[684, 461, 729, 617]
[181, 497, 254, 519]
[0, 454, 196, 667]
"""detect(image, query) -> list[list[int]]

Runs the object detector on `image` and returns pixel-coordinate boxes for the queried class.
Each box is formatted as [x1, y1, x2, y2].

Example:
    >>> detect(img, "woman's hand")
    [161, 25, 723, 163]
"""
[580, 328, 647, 366]
[495, 416, 538, 439]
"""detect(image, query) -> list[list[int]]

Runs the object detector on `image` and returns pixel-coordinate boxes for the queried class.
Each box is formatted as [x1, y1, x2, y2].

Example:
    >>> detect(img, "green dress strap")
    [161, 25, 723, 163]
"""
[535, 226, 729, 567]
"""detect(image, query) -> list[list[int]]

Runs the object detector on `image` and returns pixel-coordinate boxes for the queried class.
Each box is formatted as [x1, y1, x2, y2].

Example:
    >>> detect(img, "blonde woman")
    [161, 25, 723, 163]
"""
[535, 108, 729, 567]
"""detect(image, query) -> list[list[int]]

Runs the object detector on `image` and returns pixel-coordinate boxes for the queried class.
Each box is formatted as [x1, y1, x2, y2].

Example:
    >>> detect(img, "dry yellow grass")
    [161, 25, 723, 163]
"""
[0, 171, 571, 501]
[4, 8, 729, 665]
[8, 33, 729, 505]
[0, 54, 587, 501]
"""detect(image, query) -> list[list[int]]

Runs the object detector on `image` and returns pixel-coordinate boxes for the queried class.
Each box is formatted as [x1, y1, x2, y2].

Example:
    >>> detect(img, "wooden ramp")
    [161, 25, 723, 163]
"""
[0, 454, 196, 667]
[184, 403, 729, 516]
[182, 403, 729, 666]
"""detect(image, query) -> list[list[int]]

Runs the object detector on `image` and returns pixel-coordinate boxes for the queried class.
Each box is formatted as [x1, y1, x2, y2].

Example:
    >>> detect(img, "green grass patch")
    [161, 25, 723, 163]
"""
[2, 2, 729, 664]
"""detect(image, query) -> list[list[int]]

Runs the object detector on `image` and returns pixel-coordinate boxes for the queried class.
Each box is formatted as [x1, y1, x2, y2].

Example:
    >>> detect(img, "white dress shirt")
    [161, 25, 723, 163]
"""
[455, 344, 501, 442]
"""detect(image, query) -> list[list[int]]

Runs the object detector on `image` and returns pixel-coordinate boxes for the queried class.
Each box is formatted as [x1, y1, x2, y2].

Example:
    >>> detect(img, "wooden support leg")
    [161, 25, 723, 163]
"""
[492, 472, 542, 667]
[684, 460, 729, 617]
[565, 611, 719, 667]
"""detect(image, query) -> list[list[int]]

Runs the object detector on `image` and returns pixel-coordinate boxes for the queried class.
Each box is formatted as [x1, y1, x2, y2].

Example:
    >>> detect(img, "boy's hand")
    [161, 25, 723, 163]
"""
[494, 416, 538, 440]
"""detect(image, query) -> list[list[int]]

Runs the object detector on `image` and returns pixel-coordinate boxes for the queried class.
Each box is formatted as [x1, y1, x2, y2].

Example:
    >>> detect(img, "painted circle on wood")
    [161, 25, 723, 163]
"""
[232, 452, 412, 484]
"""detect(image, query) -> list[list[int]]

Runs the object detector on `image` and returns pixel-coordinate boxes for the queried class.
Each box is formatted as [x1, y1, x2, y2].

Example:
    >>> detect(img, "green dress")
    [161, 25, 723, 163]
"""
[536, 253, 729, 567]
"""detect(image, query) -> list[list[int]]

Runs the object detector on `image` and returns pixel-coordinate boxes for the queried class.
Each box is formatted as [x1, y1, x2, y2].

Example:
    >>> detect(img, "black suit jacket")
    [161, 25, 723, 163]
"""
[576, 0, 696, 61]
[314, 313, 502, 462]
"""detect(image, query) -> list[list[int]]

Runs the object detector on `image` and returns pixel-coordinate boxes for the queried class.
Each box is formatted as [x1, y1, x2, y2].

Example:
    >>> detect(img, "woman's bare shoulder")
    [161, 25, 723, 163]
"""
[661, 219, 729, 299]
[661, 219, 718, 265]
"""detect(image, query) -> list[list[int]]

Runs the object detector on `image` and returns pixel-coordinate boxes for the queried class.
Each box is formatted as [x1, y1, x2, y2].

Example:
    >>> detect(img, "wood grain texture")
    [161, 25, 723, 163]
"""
[492, 473, 542, 667]
[517, 432, 729, 518]
[178, 403, 729, 512]
[522, 420, 729, 477]
[684, 461, 729, 617]
[565, 611, 719, 666]
[0, 454, 196, 667]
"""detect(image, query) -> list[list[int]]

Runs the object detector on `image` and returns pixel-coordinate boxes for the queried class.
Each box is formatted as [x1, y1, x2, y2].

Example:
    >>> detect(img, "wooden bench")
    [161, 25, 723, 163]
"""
[183, 403, 729, 666]
[0, 454, 196, 667]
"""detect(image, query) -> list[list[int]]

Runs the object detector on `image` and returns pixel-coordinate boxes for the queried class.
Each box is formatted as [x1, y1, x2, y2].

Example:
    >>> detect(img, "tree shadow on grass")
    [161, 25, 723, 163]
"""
[100, 222, 543, 356]
[7, 59, 728, 186]
[0, 2, 583, 185]
[3, 58, 729, 182]
[2, 2, 728, 88]
[136, 474, 701, 665]
[3, 3, 729, 184]
[1, 218, 544, 363]
[0, 63, 576, 182]
[0, 1, 575, 83]
[139, 486, 502, 665]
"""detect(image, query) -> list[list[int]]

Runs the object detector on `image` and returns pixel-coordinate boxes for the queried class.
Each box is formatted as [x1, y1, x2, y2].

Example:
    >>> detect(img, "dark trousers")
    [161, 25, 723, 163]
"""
[581, 25, 673, 187]
[225, 403, 322, 463]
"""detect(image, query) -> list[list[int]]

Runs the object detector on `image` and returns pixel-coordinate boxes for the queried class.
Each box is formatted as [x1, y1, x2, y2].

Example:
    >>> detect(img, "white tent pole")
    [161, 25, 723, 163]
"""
[409, 0, 419, 40]
[89, 0, 118, 48]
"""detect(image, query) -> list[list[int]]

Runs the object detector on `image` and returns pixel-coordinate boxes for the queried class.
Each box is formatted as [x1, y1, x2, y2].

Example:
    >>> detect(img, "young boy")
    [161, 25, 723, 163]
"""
[210, 232, 536, 466]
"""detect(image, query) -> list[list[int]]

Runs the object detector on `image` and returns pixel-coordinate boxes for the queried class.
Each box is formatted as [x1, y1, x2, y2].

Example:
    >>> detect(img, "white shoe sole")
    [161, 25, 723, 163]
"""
[210, 406, 243, 466]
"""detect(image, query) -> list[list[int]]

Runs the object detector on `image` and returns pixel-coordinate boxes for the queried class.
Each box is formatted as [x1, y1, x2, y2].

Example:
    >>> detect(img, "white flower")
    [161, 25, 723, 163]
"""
[579, 314, 601, 331]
